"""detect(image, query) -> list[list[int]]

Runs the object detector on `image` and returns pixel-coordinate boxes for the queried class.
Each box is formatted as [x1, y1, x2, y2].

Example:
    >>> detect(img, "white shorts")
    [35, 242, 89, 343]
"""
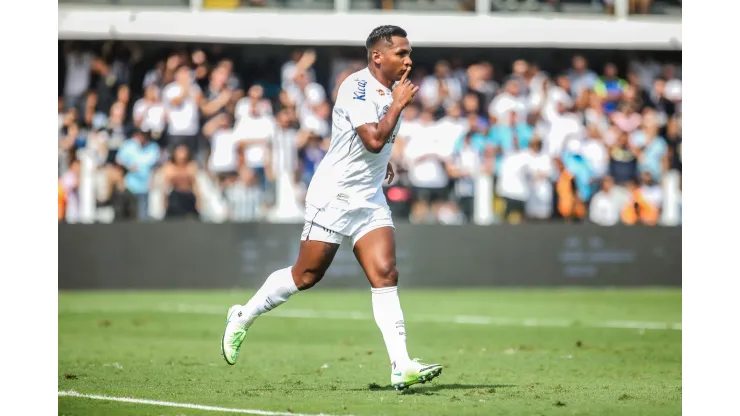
[301, 201, 395, 247]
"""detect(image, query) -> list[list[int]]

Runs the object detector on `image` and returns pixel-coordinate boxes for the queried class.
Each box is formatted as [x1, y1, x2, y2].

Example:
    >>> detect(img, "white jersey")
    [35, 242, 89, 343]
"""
[305, 67, 400, 209]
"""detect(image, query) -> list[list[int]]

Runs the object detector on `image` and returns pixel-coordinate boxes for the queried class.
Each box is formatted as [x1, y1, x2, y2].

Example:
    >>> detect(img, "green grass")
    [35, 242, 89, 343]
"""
[59, 289, 681, 416]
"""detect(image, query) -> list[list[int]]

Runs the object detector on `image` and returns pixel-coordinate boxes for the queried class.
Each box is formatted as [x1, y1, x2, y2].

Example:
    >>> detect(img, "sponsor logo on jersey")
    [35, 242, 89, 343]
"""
[353, 79, 367, 101]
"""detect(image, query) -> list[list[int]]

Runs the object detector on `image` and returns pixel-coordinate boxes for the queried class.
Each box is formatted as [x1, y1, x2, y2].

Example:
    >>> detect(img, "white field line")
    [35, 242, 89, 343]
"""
[58, 390, 353, 416]
[59, 304, 681, 331]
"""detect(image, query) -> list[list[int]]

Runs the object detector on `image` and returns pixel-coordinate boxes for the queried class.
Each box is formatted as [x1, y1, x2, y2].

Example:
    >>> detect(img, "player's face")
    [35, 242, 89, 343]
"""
[380, 36, 412, 82]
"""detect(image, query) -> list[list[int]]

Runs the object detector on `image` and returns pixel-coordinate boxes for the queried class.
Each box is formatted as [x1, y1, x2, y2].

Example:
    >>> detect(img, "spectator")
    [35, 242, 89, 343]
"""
[235, 85, 273, 121]
[621, 179, 659, 226]
[63, 42, 94, 114]
[562, 139, 595, 204]
[583, 92, 610, 135]
[60, 158, 81, 223]
[611, 101, 642, 134]
[132, 84, 166, 142]
[534, 74, 574, 123]
[545, 101, 583, 157]
[490, 111, 532, 176]
[98, 102, 132, 165]
[594, 63, 627, 114]
[58, 179, 67, 222]
[192, 49, 211, 91]
[403, 110, 452, 223]
[449, 116, 487, 223]
[663, 117, 682, 174]
[116, 129, 160, 221]
[662, 64, 682, 104]
[567, 55, 599, 100]
[638, 171, 663, 212]
[466, 63, 498, 117]
[224, 167, 263, 222]
[281, 49, 317, 92]
[419, 60, 464, 113]
[495, 135, 530, 224]
[162, 64, 203, 159]
[647, 77, 677, 126]
[204, 113, 238, 183]
[525, 137, 555, 221]
[99, 163, 138, 222]
[608, 131, 639, 186]
[488, 78, 527, 126]
[554, 157, 586, 222]
[589, 175, 621, 226]
[162, 144, 201, 220]
[233, 101, 275, 192]
[89, 57, 123, 129]
[581, 124, 610, 195]
[269, 109, 301, 191]
[200, 65, 234, 125]
[631, 111, 668, 181]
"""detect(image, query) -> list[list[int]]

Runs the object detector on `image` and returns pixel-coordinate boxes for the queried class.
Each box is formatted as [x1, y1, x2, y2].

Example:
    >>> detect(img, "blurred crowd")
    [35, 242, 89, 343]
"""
[58, 42, 682, 226]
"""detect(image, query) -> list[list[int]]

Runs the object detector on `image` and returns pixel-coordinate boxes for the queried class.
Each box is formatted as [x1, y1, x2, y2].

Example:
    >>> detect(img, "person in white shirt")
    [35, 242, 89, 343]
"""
[133, 84, 166, 142]
[63, 44, 94, 112]
[525, 138, 555, 221]
[589, 175, 621, 226]
[496, 136, 531, 224]
[419, 60, 463, 111]
[488, 78, 527, 126]
[449, 116, 485, 223]
[232, 104, 275, 191]
[162, 64, 203, 158]
[203, 113, 239, 183]
[529, 75, 574, 123]
[404, 109, 454, 223]
[638, 171, 663, 212]
[581, 124, 610, 196]
[220, 26, 443, 389]
[545, 101, 584, 157]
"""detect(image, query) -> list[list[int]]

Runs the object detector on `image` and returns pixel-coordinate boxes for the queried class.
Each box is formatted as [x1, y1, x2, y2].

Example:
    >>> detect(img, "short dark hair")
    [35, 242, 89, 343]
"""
[365, 25, 407, 51]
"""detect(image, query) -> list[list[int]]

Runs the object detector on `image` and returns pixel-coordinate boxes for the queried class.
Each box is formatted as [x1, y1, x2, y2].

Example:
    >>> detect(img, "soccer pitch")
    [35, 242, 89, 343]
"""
[59, 289, 681, 415]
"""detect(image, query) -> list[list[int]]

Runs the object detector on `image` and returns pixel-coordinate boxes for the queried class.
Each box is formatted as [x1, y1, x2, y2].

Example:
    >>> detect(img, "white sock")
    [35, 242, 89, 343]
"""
[371, 286, 411, 369]
[234, 266, 298, 328]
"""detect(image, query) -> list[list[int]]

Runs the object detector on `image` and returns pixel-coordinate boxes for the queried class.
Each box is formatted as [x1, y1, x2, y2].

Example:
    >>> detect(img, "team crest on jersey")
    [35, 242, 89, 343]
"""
[377, 89, 385, 96]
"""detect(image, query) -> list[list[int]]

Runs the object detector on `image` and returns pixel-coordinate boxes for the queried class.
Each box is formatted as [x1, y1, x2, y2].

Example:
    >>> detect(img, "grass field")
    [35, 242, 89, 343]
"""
[58, 289, 681, 416]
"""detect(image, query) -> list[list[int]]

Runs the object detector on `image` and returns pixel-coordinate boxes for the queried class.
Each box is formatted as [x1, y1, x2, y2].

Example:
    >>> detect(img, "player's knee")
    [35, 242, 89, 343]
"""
[291, 266, 324, 290]
[373, 263, 399, 288]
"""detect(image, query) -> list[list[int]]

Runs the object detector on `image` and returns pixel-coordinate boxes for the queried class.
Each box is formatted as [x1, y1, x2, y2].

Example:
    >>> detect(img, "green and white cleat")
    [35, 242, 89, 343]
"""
[221, 305, 248, 365]
[391, 358, 443, 391]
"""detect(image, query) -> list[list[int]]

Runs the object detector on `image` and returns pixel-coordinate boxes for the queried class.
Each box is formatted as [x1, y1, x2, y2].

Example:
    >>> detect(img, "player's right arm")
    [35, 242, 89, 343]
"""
[352, 67, 419, 154]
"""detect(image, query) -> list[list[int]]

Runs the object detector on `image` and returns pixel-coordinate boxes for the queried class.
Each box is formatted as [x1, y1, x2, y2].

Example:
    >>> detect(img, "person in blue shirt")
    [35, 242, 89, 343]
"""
[593, 63, 627, 114]
[488, 112, 534, 176]
[631, 125, 668, 182]
[561, 140, 595, 203]
[115, 129, 161, 221]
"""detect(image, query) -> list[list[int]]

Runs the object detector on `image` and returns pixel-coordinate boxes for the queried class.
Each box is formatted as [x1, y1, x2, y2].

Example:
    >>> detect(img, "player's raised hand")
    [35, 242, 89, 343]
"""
[392, 66, 419, 108]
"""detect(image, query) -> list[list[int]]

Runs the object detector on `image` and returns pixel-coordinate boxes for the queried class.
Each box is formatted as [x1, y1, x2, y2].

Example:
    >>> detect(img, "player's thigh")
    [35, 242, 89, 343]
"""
[352, 222, 397, 288]
[295, 220, 343, 285]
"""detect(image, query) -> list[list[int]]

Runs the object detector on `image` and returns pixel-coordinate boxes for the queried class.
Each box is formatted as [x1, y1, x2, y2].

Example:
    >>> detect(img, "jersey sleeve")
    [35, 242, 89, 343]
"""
[343, 79, 379, 129]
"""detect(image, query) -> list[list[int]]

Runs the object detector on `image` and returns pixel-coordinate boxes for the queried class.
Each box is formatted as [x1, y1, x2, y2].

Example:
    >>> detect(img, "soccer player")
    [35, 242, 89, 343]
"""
[221, 25, 442, 390]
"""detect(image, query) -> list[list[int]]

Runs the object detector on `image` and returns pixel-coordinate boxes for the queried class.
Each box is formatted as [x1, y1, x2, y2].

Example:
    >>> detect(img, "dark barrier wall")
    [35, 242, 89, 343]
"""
[58, 223, 681, 290]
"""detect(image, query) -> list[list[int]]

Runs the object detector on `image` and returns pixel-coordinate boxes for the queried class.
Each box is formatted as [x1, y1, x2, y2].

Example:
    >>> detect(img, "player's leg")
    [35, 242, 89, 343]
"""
[221, 223, 341, 365]
[352, 225, 443, 389]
